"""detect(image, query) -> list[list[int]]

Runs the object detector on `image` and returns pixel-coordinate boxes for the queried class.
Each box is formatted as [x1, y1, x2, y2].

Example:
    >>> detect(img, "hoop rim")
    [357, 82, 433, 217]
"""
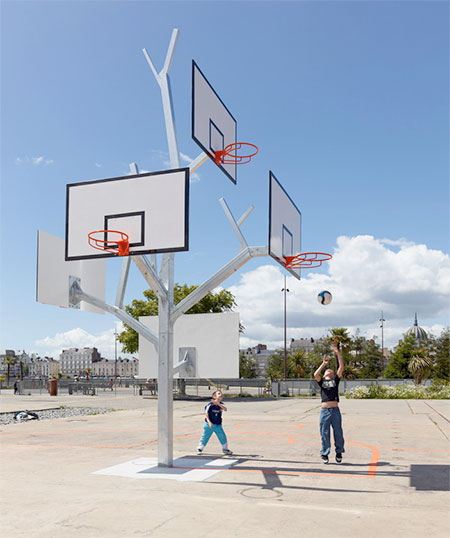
[88, 230, 130, 256]
[214, 142, 259, 165]
[284, 252, 332, 269]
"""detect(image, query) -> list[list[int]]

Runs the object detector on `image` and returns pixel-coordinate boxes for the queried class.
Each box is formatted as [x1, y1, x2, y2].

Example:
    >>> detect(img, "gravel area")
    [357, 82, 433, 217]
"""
[0, 407, 114, 425]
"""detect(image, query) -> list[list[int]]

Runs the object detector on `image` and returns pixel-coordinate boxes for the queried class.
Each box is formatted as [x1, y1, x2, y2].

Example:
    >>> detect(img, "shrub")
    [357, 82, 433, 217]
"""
[345, 385, 371, 399]
[384, 384, 427, 399]
[345, 381, 450, 399]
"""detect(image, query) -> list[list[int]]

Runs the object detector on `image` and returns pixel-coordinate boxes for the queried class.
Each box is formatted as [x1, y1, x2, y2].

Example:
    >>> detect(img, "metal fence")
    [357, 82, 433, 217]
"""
[271, 378, 434, 396]
[2, 377, 433, 397]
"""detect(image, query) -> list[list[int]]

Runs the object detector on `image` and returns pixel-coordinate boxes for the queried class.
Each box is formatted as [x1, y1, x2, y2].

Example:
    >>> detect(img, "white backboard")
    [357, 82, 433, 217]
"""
[36, 230, 106, 313]
[139, 312, 240, 379]
[192, 61, 237, 184]
[268, 171, 302, 280]
[66, 168, 189, 261]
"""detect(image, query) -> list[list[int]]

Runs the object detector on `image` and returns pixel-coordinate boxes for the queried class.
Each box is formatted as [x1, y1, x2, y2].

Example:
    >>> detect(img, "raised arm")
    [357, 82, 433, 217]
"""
[314, 359, 329, 382]
[331, 344, 344, 378]
[213, 399, 227, 412]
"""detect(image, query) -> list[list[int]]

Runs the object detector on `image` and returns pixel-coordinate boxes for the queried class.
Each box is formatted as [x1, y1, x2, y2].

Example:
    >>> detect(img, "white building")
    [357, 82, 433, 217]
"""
[290, 338, 319, 353]
[29, 357, 60, 378]
[92, 358, 139, 378]
[241, 344, 274, 378]
[60, 347, 101, 378]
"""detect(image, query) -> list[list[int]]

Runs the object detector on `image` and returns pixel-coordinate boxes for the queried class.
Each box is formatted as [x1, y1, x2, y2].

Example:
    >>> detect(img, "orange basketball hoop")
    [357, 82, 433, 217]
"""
[285, 252, 332, 269]
[214, 142, 258, 165]
[88, 230, 130, 256]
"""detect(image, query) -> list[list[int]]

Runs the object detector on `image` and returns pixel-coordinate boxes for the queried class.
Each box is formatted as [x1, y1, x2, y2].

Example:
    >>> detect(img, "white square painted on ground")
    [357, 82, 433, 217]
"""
[139, 312, 240, 379]
[93, 457, 238, 482]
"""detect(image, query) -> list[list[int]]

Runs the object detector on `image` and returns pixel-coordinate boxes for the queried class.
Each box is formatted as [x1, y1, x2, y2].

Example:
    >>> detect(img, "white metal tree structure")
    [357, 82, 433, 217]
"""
[70, 29, 268, 467]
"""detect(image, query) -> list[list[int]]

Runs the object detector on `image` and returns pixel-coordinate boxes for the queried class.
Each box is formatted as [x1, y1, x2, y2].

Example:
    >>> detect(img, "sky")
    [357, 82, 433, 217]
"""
[1, 0, 449, 362]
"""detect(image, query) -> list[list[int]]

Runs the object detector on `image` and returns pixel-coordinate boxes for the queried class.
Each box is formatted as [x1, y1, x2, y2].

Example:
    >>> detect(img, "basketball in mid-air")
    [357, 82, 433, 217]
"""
[317, 290, 332, 305]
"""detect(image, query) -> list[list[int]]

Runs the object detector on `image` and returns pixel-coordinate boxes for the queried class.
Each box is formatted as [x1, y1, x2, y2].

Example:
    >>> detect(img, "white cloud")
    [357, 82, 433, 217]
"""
[95, 162, 102, 168]
[228, 235, 450, 350]
[35, 323, 133, 360]
[16, 156, 54, 165]
[32, 156, 54, 165]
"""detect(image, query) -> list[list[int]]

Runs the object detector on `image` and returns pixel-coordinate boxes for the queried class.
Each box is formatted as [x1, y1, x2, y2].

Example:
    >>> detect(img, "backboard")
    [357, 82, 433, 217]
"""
[268, 171, 302, 279]
[192, 61, 237, 184]
[66, 168, 189, 261]
[139, 312, 240, 379]
[36, 230, 106, 314]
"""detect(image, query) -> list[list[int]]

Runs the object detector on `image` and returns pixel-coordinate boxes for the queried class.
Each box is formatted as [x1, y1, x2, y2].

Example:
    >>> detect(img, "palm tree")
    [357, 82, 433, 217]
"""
[408, 353, 434, 384]
[289, 350, 307, 378]
[5, 356, 17, 385]
[327, 328, 352, 352]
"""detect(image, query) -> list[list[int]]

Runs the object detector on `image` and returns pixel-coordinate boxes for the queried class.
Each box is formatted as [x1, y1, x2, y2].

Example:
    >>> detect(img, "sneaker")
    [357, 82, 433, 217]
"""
[197, 447, 203, 455]
[321, 454, 329, 464]
[335, 453, 343, 464]
[222, 449, 233, 455]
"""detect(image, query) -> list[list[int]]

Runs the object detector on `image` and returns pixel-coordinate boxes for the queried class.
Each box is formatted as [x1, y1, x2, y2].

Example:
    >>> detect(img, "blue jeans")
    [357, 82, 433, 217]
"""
[319, 407, 345, 456]
[198, 422, 228, 450]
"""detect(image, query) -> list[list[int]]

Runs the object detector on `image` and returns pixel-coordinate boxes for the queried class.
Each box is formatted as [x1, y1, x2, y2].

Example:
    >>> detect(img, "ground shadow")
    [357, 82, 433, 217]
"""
[410, 465, 450, 491]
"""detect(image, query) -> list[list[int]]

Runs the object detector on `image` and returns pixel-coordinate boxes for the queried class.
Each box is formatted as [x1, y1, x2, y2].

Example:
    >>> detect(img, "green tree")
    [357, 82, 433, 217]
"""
[326, 328, 352, 352]
[384, 333, 417, 379]
[118, 283, 237, 354]
[5, 356, 17, 385]
[432, 328, 450, 381]
[266, 349, 284, 381]
[316, 328, 354, 378]
[289, 350, 307, 378]
[239, 352, 257, 379]
[358, 339, 384, 378]
[303, 350, 325, 378]
[408, 351, 434, 384]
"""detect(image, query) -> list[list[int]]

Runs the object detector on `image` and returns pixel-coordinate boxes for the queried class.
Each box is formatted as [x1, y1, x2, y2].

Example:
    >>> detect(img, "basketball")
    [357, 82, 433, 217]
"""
[317, 290, 332, 305]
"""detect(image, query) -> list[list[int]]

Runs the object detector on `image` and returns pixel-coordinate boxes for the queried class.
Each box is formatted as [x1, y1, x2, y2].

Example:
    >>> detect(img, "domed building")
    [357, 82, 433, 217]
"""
[406, 313, 428, 342]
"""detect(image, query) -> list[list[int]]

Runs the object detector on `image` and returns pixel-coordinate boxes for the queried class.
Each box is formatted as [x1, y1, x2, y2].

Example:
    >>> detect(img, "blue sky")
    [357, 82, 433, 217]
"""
[1, 0, 449, 359]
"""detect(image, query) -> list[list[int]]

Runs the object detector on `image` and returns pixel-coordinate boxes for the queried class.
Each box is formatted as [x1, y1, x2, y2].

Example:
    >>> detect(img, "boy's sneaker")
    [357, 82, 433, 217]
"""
[222, 449, 233, 455]
[335, 453, 343, 464]
[321, 454, 329, 464]
[197, 447, 203, 455]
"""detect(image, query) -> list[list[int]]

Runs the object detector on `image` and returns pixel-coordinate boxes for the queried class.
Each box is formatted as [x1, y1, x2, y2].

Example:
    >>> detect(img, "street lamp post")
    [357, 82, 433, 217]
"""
[281, 275, 290, 380]
[379, 311, 385, 364]
[114, 329, 118, 378]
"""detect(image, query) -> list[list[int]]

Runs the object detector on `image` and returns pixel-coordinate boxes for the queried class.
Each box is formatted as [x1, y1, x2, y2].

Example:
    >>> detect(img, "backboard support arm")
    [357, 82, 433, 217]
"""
[70, 280, 159, 350]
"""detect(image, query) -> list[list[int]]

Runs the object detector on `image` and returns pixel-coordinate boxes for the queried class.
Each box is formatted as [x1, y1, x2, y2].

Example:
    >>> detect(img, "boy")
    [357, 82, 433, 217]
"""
[197, 390, 233, 455]
[314, 343, 345, 464]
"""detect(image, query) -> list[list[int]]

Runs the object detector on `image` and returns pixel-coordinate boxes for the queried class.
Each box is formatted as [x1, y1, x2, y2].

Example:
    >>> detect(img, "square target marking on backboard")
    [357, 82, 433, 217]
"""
[65, 168, 189, 261]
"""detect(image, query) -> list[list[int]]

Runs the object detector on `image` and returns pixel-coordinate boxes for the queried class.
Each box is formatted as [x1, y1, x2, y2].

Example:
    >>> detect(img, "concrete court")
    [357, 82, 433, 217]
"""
[1, 392, 449, 538]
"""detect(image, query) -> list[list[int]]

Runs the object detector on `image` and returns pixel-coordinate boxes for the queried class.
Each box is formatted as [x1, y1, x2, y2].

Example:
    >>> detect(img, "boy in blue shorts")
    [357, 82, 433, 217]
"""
[314, 343, 345, 464]
[197, 390, 233, 455]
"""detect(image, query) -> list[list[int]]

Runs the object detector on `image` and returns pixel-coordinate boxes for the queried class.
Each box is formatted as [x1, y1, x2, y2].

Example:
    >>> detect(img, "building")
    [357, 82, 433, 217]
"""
[29, 357, 60, 378]
[406, 313, 428, 342]
[0, 349, 33, 378]
[59, 347, 101, 378]
[92, 358, 139, 378]
[241, 344, 274, 378]
[290, 337, 318, 353]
